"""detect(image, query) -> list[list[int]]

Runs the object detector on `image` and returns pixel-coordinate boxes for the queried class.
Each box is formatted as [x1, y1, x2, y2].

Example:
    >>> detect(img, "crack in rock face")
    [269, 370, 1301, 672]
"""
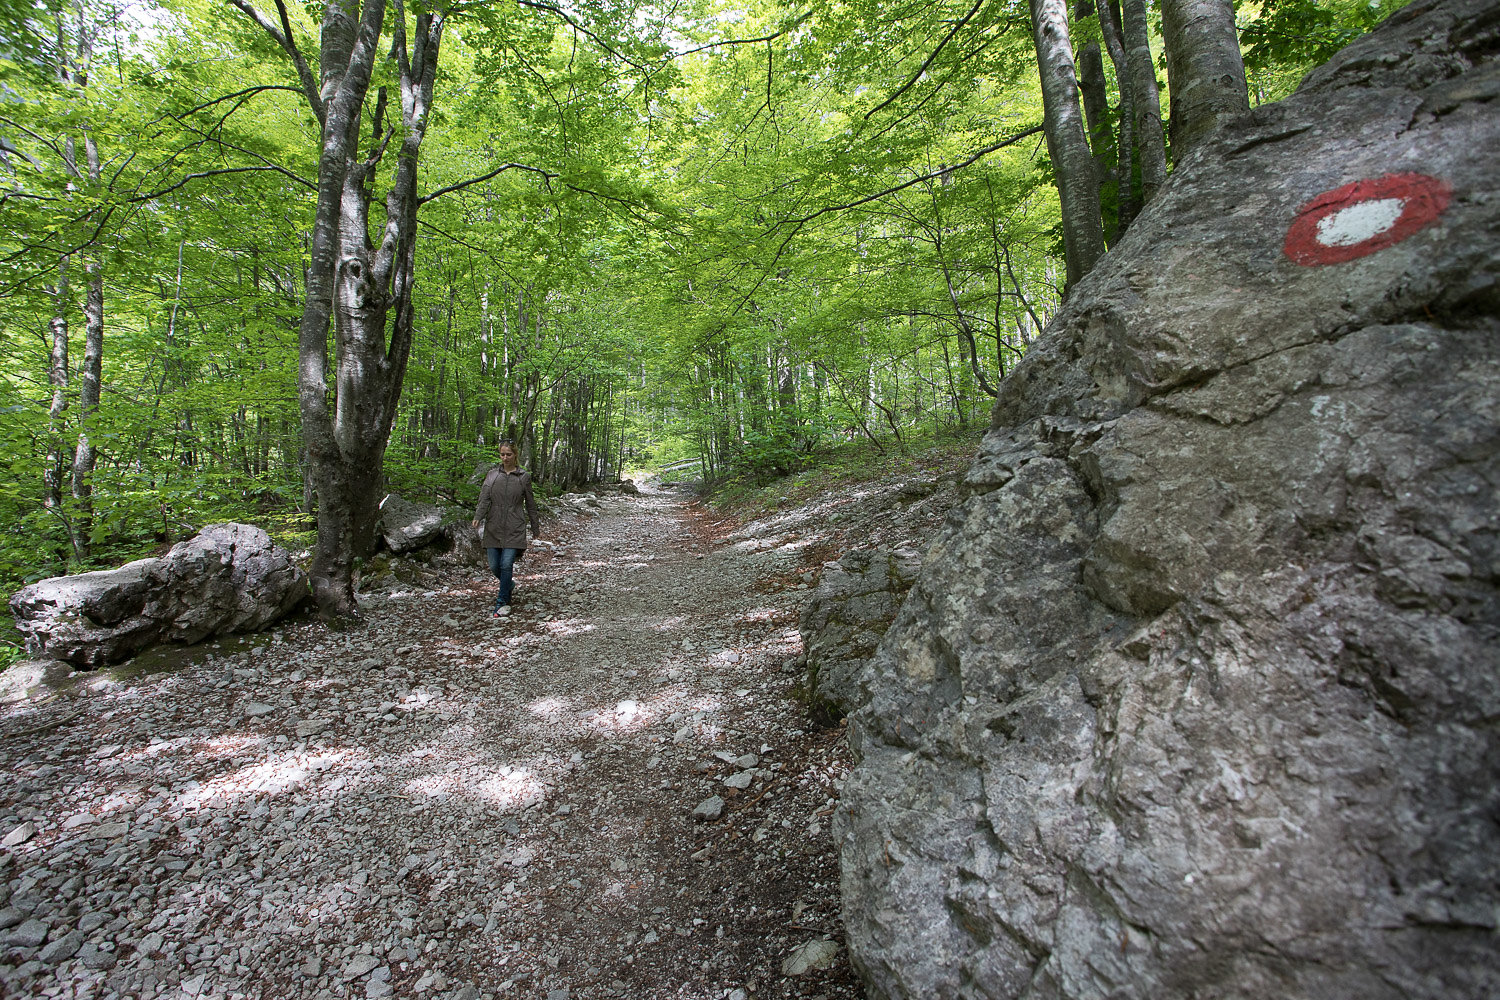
[834, 1, 1500, 998]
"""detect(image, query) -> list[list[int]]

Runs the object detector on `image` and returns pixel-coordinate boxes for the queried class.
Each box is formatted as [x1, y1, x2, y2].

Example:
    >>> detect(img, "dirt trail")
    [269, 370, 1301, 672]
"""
[0, 486, 862, 1000]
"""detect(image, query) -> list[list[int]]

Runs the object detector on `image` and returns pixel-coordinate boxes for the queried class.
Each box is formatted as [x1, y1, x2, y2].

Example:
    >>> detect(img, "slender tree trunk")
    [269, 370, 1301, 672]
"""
[1121, 0, 1168, 204]
[1073, 0, 1113, 184]
[1029, 0, 1106, 288]
[1159, 0, 1249, 160]
[45, 259, 71, 521]
[71, 132, 103, 561]
[939, 332, 963, 426]
[1097, 0, 1138, 230]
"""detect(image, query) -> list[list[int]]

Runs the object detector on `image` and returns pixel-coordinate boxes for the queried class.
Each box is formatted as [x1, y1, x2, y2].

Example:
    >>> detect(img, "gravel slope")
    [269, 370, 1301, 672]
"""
[0, 485, 862, 1000]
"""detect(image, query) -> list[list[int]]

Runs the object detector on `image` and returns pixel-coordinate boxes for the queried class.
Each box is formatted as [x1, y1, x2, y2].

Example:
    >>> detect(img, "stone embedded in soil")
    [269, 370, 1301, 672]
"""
[342, 954, 381, 980]
[781, 938, 839, 975]
[692, 795, 726, 821]
[0, 823, 34, 847]
[5, 918, 48, 948]
[77, 941, 116, 970]
[37, 930, 83, 964]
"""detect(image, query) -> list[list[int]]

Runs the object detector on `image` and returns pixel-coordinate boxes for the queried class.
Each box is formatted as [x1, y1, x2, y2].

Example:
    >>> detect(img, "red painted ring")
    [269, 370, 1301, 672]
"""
[1283, 172, 1451, 266]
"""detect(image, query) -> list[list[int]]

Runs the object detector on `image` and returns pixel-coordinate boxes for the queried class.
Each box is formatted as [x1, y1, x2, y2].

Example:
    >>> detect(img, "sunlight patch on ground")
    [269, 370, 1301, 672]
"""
[403, 688, 439, 708]
[539, 618, 596, 637]
[175, 747, 366, 810]
[735, 606, 787, 624]
[573, 559, 622, 570]
[730, 537, 786, 553]
[528, 696, 571, 719]
[97, 788, 144, 817]
[472, 768, 548, 810]
[575, 686, 723, 738]
[186, 733, 270, 760]
[581, 693, 657, 735]
[403, 763, 547, 812]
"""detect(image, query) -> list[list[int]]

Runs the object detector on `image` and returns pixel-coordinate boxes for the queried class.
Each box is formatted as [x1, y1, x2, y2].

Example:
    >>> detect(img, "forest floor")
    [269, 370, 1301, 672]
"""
[0, 476, 911, 1000]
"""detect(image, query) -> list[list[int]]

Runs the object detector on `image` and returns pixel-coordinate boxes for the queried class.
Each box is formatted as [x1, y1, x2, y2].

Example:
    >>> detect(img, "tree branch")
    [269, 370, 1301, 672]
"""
[669, 21, 804, 59]
[419, 162, 556, 204]
[775, 123, 1044, 231]
[226, 0, 326, 124]
[150, 85, 305, 127]
[130, 164, 316, 202]
[514, 0, 646, 73]
[864, 0, 987, 121]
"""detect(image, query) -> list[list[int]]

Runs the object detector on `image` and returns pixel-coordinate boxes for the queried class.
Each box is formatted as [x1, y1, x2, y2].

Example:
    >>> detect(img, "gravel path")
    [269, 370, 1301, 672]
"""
[0, 487, 862, 1000]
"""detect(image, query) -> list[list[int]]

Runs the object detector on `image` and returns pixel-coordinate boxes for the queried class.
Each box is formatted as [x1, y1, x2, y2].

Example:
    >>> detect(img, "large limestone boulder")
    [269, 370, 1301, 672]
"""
[800, 547, 923, 716]
[835, 2, 1500, 998]
[9, 524, 307, 667]
[378, 493, 446, 554]
[441, 516, 485, 567]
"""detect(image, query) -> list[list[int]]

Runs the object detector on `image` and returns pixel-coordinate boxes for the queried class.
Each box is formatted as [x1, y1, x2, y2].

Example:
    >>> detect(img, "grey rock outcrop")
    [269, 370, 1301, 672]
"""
[800, 547, 923, 716]
[835, 2, 1500, 998]
[10, 523, 307, 667]
[441, 517, 484, 567]
[379, 493, 446, 554]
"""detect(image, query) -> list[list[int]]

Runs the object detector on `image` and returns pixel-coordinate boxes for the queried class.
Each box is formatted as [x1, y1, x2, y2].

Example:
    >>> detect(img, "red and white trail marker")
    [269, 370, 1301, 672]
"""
[1283, 172, 1452, 266]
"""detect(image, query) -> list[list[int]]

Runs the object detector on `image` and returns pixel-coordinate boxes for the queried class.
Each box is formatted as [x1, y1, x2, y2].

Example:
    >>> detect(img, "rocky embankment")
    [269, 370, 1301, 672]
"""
[0, 468, 973, 1000]
[832, 2, 1500, 997]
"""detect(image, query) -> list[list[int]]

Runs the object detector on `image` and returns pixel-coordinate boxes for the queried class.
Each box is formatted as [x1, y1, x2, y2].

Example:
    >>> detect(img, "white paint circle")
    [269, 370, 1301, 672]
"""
[1314, 197, 1407, 247]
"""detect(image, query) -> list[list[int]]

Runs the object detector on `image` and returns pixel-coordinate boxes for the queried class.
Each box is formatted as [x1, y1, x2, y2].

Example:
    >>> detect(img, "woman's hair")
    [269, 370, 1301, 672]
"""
[498, 439, 518, 452]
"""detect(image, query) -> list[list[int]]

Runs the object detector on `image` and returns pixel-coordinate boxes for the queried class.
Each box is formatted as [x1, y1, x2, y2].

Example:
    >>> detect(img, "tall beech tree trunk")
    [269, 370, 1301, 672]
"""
[236, 0, 445, 614]
[45, 259, 70, 519]
[71, 131, 104, 561]
[42, 4, 104, 563]
[1122, 0, 1169, 204]
[1160, 0, 1249, 160]
[1096, 0, 1138, 230]
[1029, 0, 1106, 288]
[1073, 0, 1113, 194]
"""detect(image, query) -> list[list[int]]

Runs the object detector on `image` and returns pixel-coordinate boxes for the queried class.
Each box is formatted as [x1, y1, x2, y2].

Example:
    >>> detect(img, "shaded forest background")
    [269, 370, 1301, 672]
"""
[1, 0, 1404, 638]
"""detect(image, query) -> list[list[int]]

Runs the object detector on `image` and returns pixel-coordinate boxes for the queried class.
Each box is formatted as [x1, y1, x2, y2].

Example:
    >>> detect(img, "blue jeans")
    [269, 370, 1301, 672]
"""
[486, 547, 521, 607]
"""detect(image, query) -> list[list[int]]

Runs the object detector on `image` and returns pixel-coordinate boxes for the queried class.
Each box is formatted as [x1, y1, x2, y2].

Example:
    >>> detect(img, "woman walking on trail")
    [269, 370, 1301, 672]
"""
[472, 441, 541, 617]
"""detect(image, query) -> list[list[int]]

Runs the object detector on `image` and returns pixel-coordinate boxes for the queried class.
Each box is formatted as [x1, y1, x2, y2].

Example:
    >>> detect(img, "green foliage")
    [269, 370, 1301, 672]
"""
[707, 422, 983, 514]
[0, 0, 1404, 636]
[1240, 0, 1411, 100]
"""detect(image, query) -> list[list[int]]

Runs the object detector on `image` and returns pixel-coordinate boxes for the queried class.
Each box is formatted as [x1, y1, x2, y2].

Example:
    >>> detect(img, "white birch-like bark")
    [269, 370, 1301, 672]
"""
[1122, 0, 1169, 204]
[45, 259, 70, 517]
[1097, 0, 1137, 228]
[71, 128, 104, 560]
[1029, 0, 1107, 287]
